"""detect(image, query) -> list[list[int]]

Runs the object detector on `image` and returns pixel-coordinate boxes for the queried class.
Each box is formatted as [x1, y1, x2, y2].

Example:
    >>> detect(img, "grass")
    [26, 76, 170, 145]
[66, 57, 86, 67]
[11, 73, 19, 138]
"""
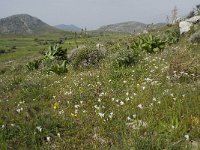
[0, 27, 200, 149]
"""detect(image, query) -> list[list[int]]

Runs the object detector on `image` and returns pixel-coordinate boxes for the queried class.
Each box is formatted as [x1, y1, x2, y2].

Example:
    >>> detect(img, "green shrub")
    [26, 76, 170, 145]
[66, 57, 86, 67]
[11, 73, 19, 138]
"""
[189, 30, 200, 44]
[131, 35, 166, 53]
[164, 27, 180, 45]
[114, 48, 140, 67]
[71, 45, 105, 69]
[49, 60, 68, 75]
[26, 60, 41, 71]
[44, 44, 68, 60]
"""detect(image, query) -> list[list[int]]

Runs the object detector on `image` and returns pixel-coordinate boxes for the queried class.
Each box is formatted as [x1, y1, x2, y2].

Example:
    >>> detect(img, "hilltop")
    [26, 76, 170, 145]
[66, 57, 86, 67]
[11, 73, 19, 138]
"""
[54, 24, 82, 32]
[0, 14, 62, 35]
[97, 21, 166, 33]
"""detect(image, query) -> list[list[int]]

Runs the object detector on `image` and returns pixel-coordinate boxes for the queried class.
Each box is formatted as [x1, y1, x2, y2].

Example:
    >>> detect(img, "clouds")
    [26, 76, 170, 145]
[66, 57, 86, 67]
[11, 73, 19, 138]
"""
[0, 0, 199, 29]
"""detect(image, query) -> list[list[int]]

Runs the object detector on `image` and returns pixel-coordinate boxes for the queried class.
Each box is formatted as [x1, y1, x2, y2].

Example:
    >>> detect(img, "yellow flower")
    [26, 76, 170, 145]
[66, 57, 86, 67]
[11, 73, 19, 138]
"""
[71, 113, 77, 117]
[191, 116, 199, 126]
[53, 102, 59, 110]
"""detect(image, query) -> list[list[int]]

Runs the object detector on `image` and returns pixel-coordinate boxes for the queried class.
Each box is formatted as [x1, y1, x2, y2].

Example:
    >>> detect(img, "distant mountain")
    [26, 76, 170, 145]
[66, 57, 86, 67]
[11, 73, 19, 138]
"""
[97, 21, 166, 33]
[55, 24, 82, 32]
[0, 14, 62, 35]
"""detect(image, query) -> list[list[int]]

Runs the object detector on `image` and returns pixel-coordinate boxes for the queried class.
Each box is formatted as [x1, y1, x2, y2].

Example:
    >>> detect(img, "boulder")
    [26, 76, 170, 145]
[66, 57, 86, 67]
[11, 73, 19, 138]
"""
[179, 15, 200, 34]
[179, 21, 193, 34]
[185, 16, 200, 23]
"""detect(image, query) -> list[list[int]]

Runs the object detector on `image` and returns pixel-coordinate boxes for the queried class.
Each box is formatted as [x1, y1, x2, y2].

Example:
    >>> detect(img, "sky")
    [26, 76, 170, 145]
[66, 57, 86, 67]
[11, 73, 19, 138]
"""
[0, 0, 199, 30]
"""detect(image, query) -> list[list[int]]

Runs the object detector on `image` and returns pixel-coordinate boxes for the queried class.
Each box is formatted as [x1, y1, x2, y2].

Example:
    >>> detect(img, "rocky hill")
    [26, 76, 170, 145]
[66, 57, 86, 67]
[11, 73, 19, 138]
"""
[54, 24, 82, 32]
[0, 14, 62, 35]
[97, 21, 166, 33]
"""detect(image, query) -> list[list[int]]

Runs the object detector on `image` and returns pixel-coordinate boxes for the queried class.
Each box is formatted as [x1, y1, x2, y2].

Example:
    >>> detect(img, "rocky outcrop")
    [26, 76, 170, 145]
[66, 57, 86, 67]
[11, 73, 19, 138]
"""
[179, 16, 200, 34]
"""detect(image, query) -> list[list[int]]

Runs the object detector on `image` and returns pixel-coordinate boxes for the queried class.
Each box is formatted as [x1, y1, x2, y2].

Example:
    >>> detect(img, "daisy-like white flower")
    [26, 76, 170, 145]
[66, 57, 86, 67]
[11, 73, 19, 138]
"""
[98, 113, 104, 118]
[36, 126, 42, 132]
[184, 134, 189, 141]
[137, 104, 143, 109]
[46, 136, 51, 142]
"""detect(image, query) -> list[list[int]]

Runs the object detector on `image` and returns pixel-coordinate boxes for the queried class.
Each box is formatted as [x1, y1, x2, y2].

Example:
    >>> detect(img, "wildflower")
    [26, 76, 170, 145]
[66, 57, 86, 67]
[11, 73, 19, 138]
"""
[71, 113, 77, 117]
[36, 126, 42, 132]
[191, 116, 199, 126]
[2, 125, 5, 129]
[53, 102, 59, 110]
[142, 86, 146, 90]
[57, 133, 61, 138]
[137, 104, 143, 109]
[46, 136, 51, 142]
[123, 80, 127, 83]
[109, 112, 113, 119]
[127, 116, 131, 121]
[120, 101, 124, 105]
[98, 113, 104, 118]
[184, 134, 189, 141]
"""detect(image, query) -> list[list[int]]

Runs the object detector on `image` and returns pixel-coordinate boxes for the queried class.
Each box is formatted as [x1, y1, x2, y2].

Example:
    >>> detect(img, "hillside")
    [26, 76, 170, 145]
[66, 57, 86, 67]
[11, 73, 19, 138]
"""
[98, 21, 166, 33]
[0, 14, 62, 35]
[54, 24, 82, 32]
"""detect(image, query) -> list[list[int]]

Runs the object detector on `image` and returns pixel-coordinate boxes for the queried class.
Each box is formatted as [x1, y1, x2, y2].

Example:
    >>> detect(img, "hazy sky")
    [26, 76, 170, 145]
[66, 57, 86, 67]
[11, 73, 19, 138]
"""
[0, 0, 199, 29]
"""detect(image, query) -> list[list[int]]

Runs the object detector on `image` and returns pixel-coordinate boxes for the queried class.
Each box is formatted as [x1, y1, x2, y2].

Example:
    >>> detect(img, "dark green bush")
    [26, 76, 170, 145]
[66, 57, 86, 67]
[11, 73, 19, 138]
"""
[114, 48, 140, 67]
[71, 45, 105, 69]
[49, 60, 68, 75]
[26, 60, 42, 71]
[44, 44, 68, 60]
[164, 27, 180, 45]
[131, 35, 166, 53]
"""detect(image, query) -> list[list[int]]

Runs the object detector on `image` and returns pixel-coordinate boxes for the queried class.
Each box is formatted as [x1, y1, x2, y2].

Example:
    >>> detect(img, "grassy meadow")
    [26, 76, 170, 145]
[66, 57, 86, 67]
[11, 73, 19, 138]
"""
[0, 25, 200, 149]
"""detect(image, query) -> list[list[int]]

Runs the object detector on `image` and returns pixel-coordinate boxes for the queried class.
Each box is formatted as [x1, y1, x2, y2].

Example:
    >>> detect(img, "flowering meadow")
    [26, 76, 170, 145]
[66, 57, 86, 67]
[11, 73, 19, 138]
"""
[0, 26, 200, 149]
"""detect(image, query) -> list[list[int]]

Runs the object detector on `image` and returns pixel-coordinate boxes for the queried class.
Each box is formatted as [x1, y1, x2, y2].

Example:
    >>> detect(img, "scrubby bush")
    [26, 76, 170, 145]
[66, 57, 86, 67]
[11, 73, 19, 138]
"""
[44, 44, 68, 60]
[49, 60, 68, 75]
[114, 48, 140, 67]
[189, 30, 200, 44]
[71, 45, 105, 69]
[164, 26, 180, 45]
[26, 60, 41, 71]
[131, 35, 166, 53]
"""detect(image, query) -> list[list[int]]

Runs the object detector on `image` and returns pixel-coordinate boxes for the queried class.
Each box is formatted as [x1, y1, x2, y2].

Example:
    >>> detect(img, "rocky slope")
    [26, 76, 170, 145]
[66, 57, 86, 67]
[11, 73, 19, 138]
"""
[54, 24, 81, 32]
[0, 14, 62, 35]
[97, 21, 166, 33]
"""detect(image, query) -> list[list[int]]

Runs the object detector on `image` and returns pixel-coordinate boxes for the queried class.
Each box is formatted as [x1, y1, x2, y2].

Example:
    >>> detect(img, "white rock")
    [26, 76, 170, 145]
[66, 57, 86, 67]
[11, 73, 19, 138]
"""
[179, 21, 193, 34]
[185, 16, 200, 23]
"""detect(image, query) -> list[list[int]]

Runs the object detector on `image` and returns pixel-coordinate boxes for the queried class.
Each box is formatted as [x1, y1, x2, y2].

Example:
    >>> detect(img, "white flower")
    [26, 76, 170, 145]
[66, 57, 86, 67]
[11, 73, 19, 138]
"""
[109, 112, 113, 119]
[98, 98, 101, 102]
[2, 125, 5, 129]
[46, 136, 51, 142]
[57, 133, 61, 138]
[142, 86, 146, 90]
[98, 113, 104, 118]
[184, 134, 189, 141]
[36, 126, 42, 132]
[127, 116, 131, 121]
[123, 81, 127, 83]
[153, 97, 157, 101]
[126, 92, 129, 96]
[137, 104, 143, 109]
[120, 101, 124, 105]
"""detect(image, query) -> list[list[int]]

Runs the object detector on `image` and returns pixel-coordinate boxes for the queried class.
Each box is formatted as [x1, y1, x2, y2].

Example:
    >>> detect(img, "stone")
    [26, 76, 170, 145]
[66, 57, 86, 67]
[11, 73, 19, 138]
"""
[179, 21, 193, 34]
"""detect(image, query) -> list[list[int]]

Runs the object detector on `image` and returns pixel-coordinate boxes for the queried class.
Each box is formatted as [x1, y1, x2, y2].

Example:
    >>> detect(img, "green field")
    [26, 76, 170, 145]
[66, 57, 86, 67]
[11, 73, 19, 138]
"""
[0, 26, 200, 149]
